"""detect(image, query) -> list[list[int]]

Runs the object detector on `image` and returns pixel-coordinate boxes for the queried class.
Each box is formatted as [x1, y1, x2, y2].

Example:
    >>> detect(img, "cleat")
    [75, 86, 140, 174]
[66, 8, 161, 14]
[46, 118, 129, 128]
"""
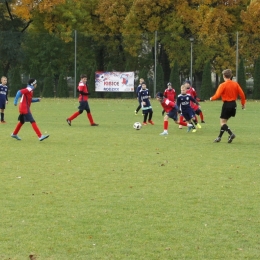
[179, 125, 183, 129]
[159, 132, 168, 135]
[39, 134, 49, 141]
[91, 123, 99, 126]
[11, 134, 21, 140]
[142, 122, 148, 126]
[66, 119, 71, 126]
[148, 120, 154, 125]
[196, 123, 201, 129]
[192, 129, 197, 133]
[135, 110, 138, 115]
[214, 137, 221, 143]
[1, 121, 6, 123]
[187, 125, 193, 132]
[228, 133, 236, 143]
[201, 120, 206, 123]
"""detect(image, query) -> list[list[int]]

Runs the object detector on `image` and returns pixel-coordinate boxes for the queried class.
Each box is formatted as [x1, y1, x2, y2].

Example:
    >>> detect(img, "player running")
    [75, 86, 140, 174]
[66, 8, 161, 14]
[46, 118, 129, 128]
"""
[177, 85, 201, 133]
[156, 92, 193, 135]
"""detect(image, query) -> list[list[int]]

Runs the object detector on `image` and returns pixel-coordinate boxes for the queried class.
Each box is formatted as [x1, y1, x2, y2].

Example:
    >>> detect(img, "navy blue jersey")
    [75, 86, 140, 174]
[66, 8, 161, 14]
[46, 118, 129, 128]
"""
[136, 84, 142, 97]
[138, 88, 152, 111]
[177, 94, 197, 112]
[0, 84, 8, 104]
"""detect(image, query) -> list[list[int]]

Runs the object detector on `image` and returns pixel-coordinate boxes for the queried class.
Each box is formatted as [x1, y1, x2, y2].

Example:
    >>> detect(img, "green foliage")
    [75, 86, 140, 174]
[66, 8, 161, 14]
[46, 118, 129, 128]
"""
[42, 67, 54, 97]
[200, 61, 212, 100]
[156, 63, 164, 93]
[237, 58, 247, 94]
[253, 57, 260, 99]
[169, 61, 180, 95]
[57, 73, 69, 98]
[9, 66, 22, 96]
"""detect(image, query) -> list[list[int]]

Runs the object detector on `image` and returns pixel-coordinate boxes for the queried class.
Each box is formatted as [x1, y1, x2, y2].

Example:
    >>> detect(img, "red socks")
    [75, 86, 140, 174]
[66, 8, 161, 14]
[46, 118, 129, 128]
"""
[31, 122, 42, 137]
[13, 122, 23, 135]
[164, 121, 168, 130]
[69, 111, 80, 121]
[87, 113, 94, 125]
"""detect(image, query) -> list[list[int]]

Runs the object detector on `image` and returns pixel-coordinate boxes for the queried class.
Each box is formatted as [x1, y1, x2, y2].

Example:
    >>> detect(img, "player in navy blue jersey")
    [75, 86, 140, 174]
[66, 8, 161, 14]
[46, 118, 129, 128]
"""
[0, 76, 8, 123]
[177, 85, 201, 132]
[138, 82, 154, 125]
[135, 78, 144, 115]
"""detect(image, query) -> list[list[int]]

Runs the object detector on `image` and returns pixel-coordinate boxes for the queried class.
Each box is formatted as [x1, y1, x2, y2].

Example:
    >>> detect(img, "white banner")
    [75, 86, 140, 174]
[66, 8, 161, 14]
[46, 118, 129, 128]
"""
[95, 71, 135, 92]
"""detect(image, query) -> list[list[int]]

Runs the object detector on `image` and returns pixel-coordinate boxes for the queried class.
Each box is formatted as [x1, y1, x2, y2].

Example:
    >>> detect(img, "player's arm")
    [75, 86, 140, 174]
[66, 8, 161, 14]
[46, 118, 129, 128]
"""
[32, 98, 41, 103]
[77, 90, 90, 95]
[14, 91, 21, 105]
[190, 96, 199, 106]
[237, 85, 246, 108]
[210, 85, 223, 100]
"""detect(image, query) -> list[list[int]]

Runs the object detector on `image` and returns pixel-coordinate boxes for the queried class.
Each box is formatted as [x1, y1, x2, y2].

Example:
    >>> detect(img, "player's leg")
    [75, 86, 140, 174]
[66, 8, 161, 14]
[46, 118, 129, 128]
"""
[143, 111, 148, 125]
[0, 106, 6, 123]
[85, 102, 98, 126]
[11, 114, 24, 140]
[160, 115, 169, 135]
[148, 109, 154, 125]
[135, 103, 141, 115]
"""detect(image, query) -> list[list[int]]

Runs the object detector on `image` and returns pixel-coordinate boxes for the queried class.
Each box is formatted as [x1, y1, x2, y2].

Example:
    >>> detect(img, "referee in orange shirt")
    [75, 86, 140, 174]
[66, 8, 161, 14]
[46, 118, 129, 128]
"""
[210, 69, 246, 143]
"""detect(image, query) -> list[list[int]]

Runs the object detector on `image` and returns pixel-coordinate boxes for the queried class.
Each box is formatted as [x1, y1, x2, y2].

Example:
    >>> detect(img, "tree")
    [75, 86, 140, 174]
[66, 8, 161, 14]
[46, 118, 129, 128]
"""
[156, 63, 164, 94]
[237, 58, 247, 96]
[9, 66, 22, 96]
[169, 61, 180, 95]
[42, 66, 54, 97]
[200, 61, 212, 100]
[57, 73, 69, 98]
[252, 57, 260, 100]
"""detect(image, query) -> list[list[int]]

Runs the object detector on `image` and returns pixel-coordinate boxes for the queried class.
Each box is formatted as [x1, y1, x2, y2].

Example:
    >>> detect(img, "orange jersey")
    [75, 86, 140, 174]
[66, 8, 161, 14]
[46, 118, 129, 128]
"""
[211, 80, 246, 106]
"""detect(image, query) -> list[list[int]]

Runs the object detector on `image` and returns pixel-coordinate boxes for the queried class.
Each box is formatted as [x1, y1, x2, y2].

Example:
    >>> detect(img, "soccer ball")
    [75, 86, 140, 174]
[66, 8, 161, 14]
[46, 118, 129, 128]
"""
[133, 122, 142, 130]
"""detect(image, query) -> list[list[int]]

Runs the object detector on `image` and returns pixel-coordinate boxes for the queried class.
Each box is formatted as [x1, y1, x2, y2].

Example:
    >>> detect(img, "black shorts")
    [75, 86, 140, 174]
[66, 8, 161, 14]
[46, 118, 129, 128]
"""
[78, 101, 90, 111]
[167, 107, 178, 121]
[220, 101, 237, 120]
[18, 113, 35, 123]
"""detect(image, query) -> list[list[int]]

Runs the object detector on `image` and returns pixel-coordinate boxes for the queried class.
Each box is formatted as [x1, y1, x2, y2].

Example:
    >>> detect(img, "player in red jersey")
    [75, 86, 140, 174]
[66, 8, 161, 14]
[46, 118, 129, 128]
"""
[11, 78, 49, 141]
[156, 92, 192, 135]
[66, 74, 98, 126]
[162, 82, 176, 116]
[185, 81, 205, 123]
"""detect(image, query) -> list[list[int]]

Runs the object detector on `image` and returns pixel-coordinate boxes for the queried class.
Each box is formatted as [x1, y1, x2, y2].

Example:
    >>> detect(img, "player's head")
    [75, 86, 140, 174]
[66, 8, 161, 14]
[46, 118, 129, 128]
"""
[222, 69, 232, 79]
[156, 92, 164, 101]
[141, 82, 146, 89]
[80, 74, 87, 83]
[1, 76, 7, 84]
[184, 80, 191, 89]
[167, 82, 172, 89]
[181, 85, 187, 94]
[28, 78, 37, 87]
[139, 78, 144, 84]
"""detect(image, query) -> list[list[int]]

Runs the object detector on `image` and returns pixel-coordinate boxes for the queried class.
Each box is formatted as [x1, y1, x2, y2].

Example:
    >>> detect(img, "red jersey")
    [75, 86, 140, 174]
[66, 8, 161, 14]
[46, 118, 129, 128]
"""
[163, 88, 176, 102]
[19, 87, 34, 114]
[160, 98, 176, 113]
[186, 87, 198, 110]
[78, 81, 89, 101]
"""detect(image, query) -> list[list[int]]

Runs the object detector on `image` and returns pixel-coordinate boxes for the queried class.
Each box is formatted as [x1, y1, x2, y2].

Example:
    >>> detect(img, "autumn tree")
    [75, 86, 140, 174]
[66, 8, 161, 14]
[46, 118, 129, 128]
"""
[252, 57, 260, 100]
[237, 58, 247, 95]
[200, 61, 212, 100]
[169, 61, 180, 95]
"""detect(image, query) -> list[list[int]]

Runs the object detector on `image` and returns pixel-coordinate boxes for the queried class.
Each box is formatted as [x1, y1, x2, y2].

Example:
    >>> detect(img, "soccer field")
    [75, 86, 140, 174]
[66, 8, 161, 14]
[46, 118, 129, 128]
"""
[1, 98, 259, 259]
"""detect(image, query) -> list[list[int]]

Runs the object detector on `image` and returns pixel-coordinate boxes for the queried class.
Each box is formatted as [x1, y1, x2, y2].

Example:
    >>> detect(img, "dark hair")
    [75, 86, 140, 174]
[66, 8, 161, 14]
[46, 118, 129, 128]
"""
[156, 92, 163, 98]
[80, 74, 87, 78]
[28, 78, 37, 85]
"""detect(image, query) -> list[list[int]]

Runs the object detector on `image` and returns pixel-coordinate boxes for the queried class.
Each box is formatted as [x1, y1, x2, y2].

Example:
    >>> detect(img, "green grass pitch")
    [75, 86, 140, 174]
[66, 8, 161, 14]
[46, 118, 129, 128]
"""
[1, 98, 260, 259]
